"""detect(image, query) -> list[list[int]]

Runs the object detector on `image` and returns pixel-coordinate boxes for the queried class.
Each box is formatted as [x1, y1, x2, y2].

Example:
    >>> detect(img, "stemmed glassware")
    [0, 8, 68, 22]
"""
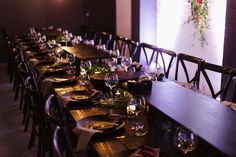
[66, 53, 76, 66]
[66, 65, 76, 76]
[173, 127, 198, 155]
[127, 96, 148, 136]
[144, 62, 158, 80]
[104, 73, 119, 97]
[55, 47, 64, 63]
[121, 57, 132, 71]
[78, 61, 92, 85]
[107, 58, 117, 72]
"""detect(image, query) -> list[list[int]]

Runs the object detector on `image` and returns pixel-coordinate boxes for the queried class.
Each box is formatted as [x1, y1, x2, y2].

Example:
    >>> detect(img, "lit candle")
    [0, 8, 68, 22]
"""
[127, 105, 136, 118]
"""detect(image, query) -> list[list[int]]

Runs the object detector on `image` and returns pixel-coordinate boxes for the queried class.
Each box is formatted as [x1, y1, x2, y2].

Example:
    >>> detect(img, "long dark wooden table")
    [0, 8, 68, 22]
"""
[61, 44, 112, 60]
[144, 80, 236, 157]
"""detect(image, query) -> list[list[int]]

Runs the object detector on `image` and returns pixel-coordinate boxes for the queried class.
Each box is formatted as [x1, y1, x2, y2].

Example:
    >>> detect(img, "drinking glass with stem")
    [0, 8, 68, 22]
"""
[144, 62, 159, 80]
[173, 127, 198, 155]
[127, 96, 149, 136]
[104, 73, 119, 97]
[121, 56, 132, 71]
[66, 53, 76, 66]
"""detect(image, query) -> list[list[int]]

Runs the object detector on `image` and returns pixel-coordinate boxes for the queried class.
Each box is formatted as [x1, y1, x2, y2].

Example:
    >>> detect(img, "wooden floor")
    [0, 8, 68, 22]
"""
[0, 63, 37, 157]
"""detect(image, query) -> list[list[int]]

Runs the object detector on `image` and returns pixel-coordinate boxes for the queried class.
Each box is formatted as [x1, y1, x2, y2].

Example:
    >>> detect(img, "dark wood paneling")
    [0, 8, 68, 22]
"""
[131, 0, 140, 41]
[222, 0, 236, 99]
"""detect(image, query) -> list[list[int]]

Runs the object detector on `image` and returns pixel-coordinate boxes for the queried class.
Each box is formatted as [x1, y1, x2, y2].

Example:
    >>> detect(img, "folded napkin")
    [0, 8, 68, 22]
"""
[221, 101, 236, 111]
[129, 146, 160, 157]
[37, 69, 47, 83]
[72, 125, 102, 152]
[41, 78, 54, 97]
[57, 89, 101, 108]
[176, 81, 194, 89]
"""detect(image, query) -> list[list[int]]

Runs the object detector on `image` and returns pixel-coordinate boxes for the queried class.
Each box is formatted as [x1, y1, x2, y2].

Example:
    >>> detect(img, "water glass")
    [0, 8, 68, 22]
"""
[173, 127, 198, 154]
[104, 73, 119, 96]
[66, 53, 76, 65]
[66, 65, 76, 76]
[79, 68, 89, 85]
[144, 64, 158, 80]
[107, 58, 117, 72]
[126, 97, 149, 136]
[121, 57, 132, 71]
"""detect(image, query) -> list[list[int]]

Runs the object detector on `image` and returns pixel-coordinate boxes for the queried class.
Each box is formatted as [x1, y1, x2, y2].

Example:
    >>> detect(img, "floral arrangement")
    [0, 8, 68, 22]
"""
[187, 0, 209, 46]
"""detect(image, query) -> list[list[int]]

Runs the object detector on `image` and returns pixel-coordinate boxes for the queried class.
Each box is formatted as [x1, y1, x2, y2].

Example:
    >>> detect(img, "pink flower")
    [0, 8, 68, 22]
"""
[197, 0, 202, 4]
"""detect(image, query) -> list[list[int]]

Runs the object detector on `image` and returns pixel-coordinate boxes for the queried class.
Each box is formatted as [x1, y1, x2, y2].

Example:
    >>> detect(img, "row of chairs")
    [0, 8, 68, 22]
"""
[1, 29, 75, 157]
[82, 27, 236, 103]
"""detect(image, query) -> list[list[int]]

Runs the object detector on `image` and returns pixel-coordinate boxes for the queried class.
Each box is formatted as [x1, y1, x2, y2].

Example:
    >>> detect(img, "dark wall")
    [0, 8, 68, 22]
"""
[0, 0, 85, 36]
[222, 0, 236, 100]
[84, 0, 116, 34]
[131, 0, 140, 41]
[223, 0, 236, 69]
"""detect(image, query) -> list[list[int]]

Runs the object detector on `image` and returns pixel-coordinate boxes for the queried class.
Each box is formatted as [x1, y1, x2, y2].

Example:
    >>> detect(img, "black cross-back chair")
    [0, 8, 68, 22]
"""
[94, 31, 112, 49]
[22, 75, 54, 157]
[135, 43, 177, 78]
[82, 27, 97, 41]
[53, 126, 76, 157]
[111, 35, 127, 55]
[157, 48, 177, 78]
[175, 53, 204, 88]
[44, 94, 75, 157]
[123, 38, 139, 58]
[199, 61, 236, 101]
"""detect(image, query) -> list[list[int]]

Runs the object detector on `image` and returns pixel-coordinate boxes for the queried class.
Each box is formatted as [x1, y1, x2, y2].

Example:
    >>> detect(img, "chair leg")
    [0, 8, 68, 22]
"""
[19, 87, 24, 110]
[14, 86, 19, 101]
[37, 137, 42, 157]
[24, 110, 30, 132]
[28, 123, 37, 149]
[22, 94, 29, 125]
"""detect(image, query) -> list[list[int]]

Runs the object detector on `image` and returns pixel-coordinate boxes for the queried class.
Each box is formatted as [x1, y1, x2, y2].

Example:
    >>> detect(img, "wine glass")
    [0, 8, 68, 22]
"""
[126, 96, 148, 136]
[121, 57, 132, 71]
[144, 63, 158, 80]
[66, 65, 76, 76]
[173, 127, 198, 154]
[80, 60, 92, 71]
[55, 48, 64, 63]
[104, 73, 119, 97]
[107, 58, 117, 72]
[79, 68, 89, 85]
[66, 53, 76, 65]
[134, 96, 149, 136]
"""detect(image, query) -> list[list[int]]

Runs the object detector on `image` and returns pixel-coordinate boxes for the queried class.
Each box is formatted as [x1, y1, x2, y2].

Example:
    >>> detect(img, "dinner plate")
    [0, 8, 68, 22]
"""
[77, 114, 125, 133]
[52, 76, 77, 83]
[47, 67, 64, 72]
[63, 89, 100, 102]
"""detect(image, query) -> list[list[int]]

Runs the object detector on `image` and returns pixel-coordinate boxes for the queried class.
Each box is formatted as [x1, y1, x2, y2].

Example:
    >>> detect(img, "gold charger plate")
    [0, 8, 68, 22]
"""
[77, 114, 125, 133]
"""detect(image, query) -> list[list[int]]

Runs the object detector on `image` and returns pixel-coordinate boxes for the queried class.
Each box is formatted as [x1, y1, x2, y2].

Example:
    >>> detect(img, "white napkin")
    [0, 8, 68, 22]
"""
[57, 95, 71, 108]
[72, 125, 102, 152]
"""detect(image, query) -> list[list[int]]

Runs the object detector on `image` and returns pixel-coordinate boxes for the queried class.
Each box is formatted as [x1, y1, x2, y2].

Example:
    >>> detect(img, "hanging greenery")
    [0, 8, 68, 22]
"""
[187, 0, 209, 47]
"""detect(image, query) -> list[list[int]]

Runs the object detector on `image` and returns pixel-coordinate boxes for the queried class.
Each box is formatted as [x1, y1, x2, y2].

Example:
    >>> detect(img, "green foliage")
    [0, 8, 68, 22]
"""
[187, 0, 209, 47]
